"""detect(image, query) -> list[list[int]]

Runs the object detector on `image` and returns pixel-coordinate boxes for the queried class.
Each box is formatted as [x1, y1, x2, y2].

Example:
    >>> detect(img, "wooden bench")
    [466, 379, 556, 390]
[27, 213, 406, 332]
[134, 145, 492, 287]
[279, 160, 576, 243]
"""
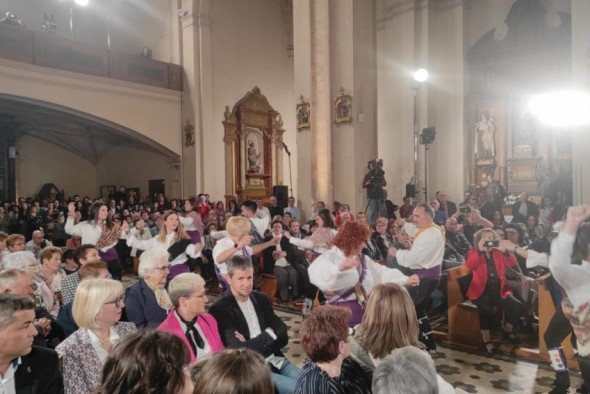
[256, 252, 279, 302]
[446, 264, 482, 348]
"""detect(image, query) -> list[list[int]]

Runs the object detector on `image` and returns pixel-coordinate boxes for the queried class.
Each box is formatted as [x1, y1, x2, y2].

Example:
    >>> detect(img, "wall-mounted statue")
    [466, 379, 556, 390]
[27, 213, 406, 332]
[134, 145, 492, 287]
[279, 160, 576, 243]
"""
[474, 110, 496, 161]
[247, 139, 261, 173]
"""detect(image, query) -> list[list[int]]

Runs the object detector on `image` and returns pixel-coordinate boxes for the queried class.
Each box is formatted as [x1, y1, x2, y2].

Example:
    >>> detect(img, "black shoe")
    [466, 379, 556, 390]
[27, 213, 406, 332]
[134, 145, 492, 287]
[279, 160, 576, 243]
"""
[548, 385, 570, 394]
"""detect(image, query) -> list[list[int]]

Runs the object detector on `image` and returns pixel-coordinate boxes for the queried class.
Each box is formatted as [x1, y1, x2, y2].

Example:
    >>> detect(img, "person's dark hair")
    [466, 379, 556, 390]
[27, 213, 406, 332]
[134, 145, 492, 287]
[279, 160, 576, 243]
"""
[62, 249, 77, 265]
[97, 330, 190, 394]
[76, 244, 98, 264]
[300, 305, 351, 363]
[192, 349, 274, 394]
[0, 294, 35, 329]
[316, 208, 336, 229]
[241, 200, 257, 214]
[89, 202, 113, 229]
[505, 223, 524, 244]
[572, 222, 590, 265]
[226, 255, 253, 277]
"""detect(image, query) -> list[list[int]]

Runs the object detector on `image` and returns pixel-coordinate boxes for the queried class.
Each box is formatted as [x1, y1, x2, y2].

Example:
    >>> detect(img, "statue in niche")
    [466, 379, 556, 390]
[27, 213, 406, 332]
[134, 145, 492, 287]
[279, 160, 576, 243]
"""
[514, 107, 537, 158]
[474, 110, 496, 161]
[247, 139, 261, 173]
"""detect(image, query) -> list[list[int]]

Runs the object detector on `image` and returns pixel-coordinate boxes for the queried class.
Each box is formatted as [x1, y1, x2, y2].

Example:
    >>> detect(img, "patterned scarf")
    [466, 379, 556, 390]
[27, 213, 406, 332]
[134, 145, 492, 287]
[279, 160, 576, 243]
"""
[144, 278, 173, 311]
[96, 222, 122, 250]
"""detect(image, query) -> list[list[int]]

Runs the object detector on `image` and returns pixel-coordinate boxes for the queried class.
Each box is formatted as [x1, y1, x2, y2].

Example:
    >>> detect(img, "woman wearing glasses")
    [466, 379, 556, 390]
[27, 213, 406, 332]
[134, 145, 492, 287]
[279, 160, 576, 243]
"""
[158, 273, 224, 362]
[56, 278, 136, 394]
[125, 248, 173, 328]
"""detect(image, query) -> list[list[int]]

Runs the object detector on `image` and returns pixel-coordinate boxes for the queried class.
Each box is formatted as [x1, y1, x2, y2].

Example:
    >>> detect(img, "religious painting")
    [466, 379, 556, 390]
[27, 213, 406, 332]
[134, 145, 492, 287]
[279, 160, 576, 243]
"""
[296, 95, 310, 131]
[334, 87, 352, 126]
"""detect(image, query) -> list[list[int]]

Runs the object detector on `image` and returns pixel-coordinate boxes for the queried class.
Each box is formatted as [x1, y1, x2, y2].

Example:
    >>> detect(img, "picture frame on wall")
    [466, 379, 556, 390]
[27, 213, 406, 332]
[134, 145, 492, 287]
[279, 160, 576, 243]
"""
[334, 87, 352, 126]
[100, 185, 116, 201]
[296, 95, 310, 131]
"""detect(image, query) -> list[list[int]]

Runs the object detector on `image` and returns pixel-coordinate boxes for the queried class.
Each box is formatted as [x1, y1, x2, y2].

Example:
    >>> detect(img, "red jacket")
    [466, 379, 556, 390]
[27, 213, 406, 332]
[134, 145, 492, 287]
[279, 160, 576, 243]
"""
[465, 248, 517, 301]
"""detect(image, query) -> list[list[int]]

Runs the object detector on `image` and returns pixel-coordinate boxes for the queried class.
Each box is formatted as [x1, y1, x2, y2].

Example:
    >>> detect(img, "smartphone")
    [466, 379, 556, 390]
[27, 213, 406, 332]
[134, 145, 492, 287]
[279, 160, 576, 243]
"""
[460, 207, 471, 214]
[483, 239, 499, 247]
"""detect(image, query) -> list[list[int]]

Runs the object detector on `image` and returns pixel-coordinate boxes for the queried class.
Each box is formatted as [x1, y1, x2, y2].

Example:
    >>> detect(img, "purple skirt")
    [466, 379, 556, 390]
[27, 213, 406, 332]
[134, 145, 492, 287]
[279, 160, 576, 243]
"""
[168, 263, 190, 280]
[329, 299, 364, 327]
[187, 230, 201, 245]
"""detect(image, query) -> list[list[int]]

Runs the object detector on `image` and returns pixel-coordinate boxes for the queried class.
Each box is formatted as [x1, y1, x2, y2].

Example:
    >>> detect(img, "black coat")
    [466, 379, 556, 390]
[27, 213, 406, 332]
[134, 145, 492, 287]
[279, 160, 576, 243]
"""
[208, 290, 288, 358]
[15, 346, 63, 394]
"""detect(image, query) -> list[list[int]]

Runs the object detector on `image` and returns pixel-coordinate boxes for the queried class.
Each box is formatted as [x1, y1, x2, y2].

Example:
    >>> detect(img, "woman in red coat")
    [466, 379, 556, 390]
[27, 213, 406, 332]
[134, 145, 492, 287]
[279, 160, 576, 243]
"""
[465, 228, 524, 354]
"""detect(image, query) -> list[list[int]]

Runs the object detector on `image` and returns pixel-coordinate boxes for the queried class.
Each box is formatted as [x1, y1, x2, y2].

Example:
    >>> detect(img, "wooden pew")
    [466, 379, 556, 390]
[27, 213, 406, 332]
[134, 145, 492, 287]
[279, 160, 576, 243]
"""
[446, 264, 482, 348]
[256, 252, 279, 302]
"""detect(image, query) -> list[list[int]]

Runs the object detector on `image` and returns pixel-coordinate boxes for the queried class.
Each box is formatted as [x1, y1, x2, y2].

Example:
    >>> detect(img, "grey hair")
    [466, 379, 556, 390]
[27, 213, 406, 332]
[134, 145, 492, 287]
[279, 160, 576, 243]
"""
[168, 273, 205, 308]
[2, 251, 37, 271]
[0, 294, 35, 330]
[226, 255, 253, 277]
[138, 248, 170, 278]
[372, 346, 438, 394]
[415, 202, 435, 219]
[0, 269, 28, 293]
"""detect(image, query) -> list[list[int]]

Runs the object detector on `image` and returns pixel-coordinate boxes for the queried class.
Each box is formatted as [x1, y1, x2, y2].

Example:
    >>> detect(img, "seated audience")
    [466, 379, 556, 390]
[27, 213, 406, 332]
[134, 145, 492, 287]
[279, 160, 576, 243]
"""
[2, 250, 37, 274]
[125, 248, 172, 328]
[525, 214, 545, 244]
[350, 283, 454, 393]
[511, 192, 539, 224]
[158, 272, 224, 362]
[309, 221, 419, 326]
[4, 233, 26, 255]
[60, 244, 100, 306]
[295, 305, 371, 394]
[61, 249, 78, 275]
[0, 294, 63, 394]
[192, 348, 274, 394]
[263, 220, 300, 302]
[430, 199, 448, 226]
[372, 346, 439, 394]
[444, 217, 472, 265]
[56, 278, 136, 394]
[465, 229, 524, 354]
[208, 255, 301, 394]
[33, 247, 65, 318]
[26, 230, 53, 260]
[96, 330, 193, 394]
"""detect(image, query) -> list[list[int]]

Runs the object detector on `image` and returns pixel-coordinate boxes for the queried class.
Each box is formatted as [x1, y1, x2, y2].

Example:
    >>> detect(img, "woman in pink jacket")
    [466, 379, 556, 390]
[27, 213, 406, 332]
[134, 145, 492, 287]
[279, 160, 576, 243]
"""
[158, 272, 224, 362]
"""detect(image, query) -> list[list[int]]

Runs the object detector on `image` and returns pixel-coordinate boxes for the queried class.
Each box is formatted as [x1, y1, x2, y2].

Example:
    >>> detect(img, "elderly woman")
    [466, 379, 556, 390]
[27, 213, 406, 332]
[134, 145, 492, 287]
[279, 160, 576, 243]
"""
[158, 273, 224, 362]
[2, 250, 37, 274]
[350, 283, 454, 393]
[125, 248, 173, 328]
[212, 216, 278, 284]
[34, 246, 66, 318]
[295, 305, 371, 393]
[97, 330, 193, 394]
[126, 210, 202, 279]
[193, 348, 274, 394]
[465, 228, 524, 354]
[65, 201, 125, 280]
[56, 278, 136, 394]
[309, 221, 419, 326]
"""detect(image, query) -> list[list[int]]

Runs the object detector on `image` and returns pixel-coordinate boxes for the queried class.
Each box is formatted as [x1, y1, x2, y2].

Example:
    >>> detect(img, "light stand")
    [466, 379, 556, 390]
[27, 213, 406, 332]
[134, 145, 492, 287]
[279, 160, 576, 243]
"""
[283, 142, 294, 197]
[420, 127, 436, 201]
[411, 68, 428, 202]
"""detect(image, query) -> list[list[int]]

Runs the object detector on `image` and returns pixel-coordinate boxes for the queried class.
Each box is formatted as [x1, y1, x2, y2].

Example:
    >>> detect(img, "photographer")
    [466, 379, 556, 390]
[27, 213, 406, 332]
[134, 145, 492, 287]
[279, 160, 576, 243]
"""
[362, 159, 387, 226]
[465, 228, 524, 355]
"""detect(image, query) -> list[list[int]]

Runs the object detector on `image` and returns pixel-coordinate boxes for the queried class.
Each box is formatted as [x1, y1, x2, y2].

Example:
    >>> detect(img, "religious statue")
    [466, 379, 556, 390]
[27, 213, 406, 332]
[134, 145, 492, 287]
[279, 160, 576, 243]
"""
[474, 110, 496, 161]
[247, 140, 261, 173]
[184, 120, 195, 147]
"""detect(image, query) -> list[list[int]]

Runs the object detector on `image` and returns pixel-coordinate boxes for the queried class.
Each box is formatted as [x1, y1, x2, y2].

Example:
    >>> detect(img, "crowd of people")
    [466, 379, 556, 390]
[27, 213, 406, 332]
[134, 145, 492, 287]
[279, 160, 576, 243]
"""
[0, 184, 587, 394]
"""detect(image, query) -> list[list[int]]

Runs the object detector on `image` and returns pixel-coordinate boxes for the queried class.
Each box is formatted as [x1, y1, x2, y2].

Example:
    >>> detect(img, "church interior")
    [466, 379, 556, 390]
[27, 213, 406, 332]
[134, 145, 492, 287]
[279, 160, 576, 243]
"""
[1, 0, 590, 393]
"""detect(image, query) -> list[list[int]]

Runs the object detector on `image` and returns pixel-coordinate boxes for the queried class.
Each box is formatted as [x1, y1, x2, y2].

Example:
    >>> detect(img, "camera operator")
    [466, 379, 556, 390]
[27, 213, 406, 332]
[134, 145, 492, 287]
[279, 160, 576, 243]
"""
[362, 159, 387, 226]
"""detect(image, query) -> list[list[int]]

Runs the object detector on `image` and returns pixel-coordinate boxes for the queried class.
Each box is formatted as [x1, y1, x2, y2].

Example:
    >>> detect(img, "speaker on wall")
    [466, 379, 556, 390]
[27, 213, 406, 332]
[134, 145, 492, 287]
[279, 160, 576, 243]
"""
[273, 185, 288, 208]
[405, 183, 416, 198]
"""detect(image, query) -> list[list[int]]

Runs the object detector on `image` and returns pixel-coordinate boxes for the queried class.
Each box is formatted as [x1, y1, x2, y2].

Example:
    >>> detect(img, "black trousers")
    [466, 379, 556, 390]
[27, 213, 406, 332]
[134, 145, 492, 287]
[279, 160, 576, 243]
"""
[408, 277, 440, 350]
[544, 308, 575, 388]
[471, 289, 523, 330]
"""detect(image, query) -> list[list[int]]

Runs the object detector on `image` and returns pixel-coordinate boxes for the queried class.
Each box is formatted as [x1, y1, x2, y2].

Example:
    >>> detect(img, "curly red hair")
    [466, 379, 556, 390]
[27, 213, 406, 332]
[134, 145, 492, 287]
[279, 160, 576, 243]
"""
[333, 221, 371, 256]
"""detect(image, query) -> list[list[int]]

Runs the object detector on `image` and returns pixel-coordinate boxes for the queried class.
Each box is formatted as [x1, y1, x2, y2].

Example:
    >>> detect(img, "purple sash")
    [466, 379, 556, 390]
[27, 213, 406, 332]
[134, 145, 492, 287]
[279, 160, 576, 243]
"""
[329, 254, 367, 304]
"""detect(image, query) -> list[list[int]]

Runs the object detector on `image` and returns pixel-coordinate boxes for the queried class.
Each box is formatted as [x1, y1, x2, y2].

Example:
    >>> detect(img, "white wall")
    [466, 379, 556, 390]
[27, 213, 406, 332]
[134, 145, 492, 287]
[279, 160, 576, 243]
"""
[205, 0, 296, 200]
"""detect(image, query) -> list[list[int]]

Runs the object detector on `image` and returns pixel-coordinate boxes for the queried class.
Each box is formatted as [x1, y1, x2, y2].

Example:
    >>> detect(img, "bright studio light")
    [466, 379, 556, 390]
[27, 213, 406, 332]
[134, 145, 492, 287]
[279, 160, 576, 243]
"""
[529, 91, 590, 127]
[412, 68, 429, 83]
[75, 0, 89, 6]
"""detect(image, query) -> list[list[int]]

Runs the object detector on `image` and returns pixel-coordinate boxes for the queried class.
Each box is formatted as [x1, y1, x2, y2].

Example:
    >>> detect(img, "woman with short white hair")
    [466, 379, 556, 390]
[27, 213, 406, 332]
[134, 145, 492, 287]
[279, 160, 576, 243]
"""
[125, 248, 173, 328]
[56, 278, 136, 394]
[1, 250, 37, 274]
[158, 273, 224, 362]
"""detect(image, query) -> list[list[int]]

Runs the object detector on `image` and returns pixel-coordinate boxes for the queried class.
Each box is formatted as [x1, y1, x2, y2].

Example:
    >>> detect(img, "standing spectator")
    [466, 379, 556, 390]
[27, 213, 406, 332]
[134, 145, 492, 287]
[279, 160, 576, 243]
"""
[269, 196, 284, 218]
[436, 190, 457, 217]
[511, 192, 539, 224]
[399, 196, 414, 220]
[284, 196, 301, 221]
[196, 195, 212, 223]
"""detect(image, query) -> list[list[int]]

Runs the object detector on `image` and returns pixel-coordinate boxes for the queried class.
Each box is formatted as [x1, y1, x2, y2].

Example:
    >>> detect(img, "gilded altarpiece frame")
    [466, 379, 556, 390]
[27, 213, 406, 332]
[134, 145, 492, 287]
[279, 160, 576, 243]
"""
[223, 87, 285, 202]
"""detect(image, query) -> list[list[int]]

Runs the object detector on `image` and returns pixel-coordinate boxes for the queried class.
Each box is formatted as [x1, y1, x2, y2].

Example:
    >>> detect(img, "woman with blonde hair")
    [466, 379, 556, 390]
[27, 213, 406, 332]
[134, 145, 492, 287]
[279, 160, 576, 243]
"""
[56, 278, 136, 394]
[350, 283, 454, 393]
[126, 210, 202, 279]
[192, 348, 274, 394]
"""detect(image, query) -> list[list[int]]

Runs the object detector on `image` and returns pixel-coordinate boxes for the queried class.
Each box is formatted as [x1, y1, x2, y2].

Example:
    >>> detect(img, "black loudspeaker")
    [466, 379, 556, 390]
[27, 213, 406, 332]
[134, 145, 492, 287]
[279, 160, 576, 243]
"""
[273, 185, 289, 208]
[405, 183, 416, 198]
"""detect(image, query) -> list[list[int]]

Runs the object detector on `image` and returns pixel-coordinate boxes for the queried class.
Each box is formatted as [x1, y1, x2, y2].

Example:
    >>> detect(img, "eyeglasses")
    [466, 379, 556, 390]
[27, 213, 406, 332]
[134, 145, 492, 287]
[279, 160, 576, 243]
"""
[185, 292, 207, 299]
[105, 296, 124, 308]
[154, 265, 171, 272]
